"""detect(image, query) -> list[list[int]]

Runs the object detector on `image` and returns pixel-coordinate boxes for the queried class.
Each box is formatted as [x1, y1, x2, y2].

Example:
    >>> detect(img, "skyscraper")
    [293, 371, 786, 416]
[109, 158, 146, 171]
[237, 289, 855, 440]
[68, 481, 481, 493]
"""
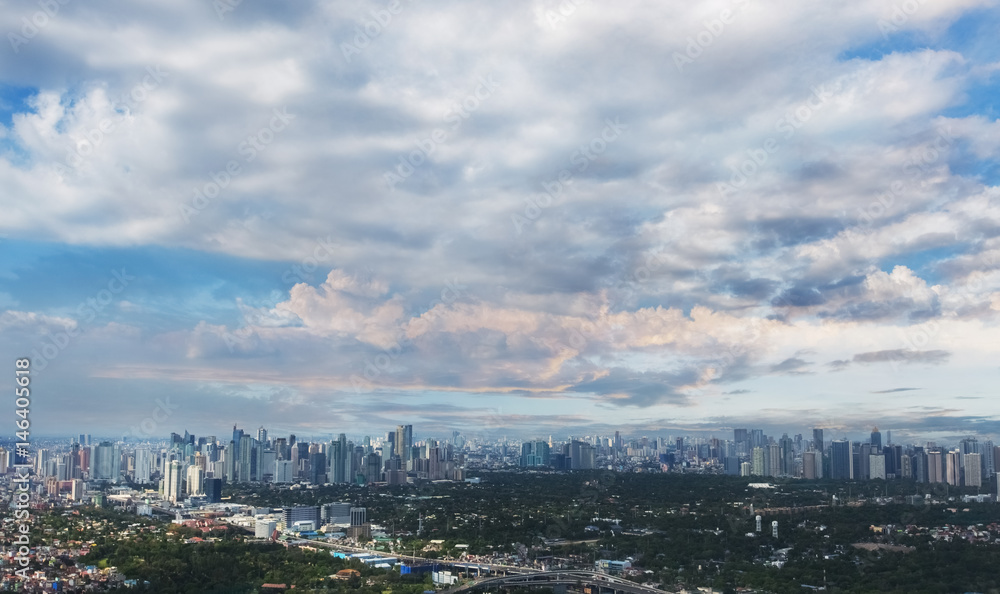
[166, 460, 183, 504]
[946, 450, 961, 486]
[329, 434, 350, 484]
[767, 443, 781, 478]
[870, 427, 882, 451]
[91, 441, 120, 481]
[751, 447, 765, 476]
[134, 448, 152, 484]
[831, 440, 852, 479]
[395, 425, 413, 469]
[803, 451, 818, 479]
[964, 452, 982, 487]
[927, 450, 944, 483]
[779, 434, 794, 476]
[869, 454, 886, 480]
[186, 465, 204, 495]
[274, 459, 294, 483]
[812, 428, 824, 454]
[308, 451, 327, 485]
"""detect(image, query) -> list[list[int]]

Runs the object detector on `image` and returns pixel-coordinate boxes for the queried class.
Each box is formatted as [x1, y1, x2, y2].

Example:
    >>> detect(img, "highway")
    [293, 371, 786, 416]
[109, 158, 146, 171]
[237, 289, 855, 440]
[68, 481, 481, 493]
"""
[297, 539, 535, 575]
[441, 570, 669, 594]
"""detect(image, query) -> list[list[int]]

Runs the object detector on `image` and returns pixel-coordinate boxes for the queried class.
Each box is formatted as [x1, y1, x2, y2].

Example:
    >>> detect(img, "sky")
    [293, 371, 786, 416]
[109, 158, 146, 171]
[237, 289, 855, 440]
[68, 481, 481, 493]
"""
[0, 0, 998, 444]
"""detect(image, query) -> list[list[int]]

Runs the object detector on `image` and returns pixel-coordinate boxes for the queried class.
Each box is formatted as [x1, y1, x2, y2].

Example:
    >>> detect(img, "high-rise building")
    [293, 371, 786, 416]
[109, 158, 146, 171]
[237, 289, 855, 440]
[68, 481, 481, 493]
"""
[165, 460, 183, 504]
[521, 441, 550, 467]
[946, 450, 961, 486]
[308, 451, 327, 485]
[964, 452, 982, 487]
[803, 451, 818, 479]
[812, 428, 824, 454]
[767, 443, 781, 478]
[927, 450, 944, 483]
[858, 443, 872, 480]
[186, 465, 204, 495]
[329, 434, 350, 484]
[322, 502, 352, 524]
[912, 448, 926, 483]
[884, 445, 902, 478]
[395, 425, 413, 469]
[982, 441, 995, 479]
[870, 427, 882, 451]
[134, 448, 152, 484]
[363, 452, 382, 484]
[234, 435, 262, 482]
[350, 507, 366, 526]
[274, 460, 294, 484]
[831, 440, 852, 479]
[204, 478, 222, 503]
[282, 506, 320, 531]
[869, 454, 886, 480]
[568, 440, 596, 469]
[751, 447, 765, 476]
[91, 441, 121, 481]
[274, 438, 288, 461]
[779, 434, 795, 476]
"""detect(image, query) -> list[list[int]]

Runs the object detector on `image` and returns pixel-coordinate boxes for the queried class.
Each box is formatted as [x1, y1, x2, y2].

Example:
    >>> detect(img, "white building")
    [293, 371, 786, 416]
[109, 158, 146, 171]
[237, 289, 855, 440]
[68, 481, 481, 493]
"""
[255, 520, 277, 539]
[274, 459, 294, 484]
[165, 460, 184, 504]
[869, 454, 886, 480]
[186, 465, 205, 496]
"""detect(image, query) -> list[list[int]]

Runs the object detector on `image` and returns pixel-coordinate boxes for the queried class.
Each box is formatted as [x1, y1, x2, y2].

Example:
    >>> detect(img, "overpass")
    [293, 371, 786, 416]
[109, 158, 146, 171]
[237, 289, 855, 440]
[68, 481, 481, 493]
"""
[441, 570, 668, 594]
[298, 539, 534, 576]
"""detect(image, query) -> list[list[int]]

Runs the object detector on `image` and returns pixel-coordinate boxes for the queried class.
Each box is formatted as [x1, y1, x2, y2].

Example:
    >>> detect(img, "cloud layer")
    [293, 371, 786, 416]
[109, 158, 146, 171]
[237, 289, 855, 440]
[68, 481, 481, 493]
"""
[1, 0, 999, 440]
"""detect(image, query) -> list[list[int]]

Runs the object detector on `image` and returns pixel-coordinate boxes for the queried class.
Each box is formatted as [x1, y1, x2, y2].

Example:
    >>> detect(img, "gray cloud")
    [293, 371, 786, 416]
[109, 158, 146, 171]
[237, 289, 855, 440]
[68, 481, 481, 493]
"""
[852, 349, 950, 365]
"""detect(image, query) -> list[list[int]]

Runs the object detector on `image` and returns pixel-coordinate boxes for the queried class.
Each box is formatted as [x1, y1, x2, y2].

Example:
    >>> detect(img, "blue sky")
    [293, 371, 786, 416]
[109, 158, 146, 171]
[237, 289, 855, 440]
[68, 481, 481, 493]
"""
[1, 0, 999, 443]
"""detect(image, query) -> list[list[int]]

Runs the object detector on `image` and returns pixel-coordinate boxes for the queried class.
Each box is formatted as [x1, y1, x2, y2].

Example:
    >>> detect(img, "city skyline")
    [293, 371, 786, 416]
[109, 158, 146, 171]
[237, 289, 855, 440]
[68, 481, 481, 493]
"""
[25, 421, 1000, 450]
[2, 1, 999, 439]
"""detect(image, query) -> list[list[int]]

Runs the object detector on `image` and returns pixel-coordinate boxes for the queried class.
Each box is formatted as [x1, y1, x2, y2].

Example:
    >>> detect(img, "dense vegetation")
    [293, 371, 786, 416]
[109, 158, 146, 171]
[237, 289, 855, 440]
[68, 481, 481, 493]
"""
[81, 538, 434, 593]
[22, 473, 1000, 592]
[226, 472, 1000, 592]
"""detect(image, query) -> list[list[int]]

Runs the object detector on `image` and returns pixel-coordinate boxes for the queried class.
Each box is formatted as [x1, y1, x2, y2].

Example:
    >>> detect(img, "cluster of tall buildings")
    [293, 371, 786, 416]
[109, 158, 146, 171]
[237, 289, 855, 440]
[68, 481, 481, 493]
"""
[512, 427, 998, 491]
[15, 425, 1000, 506]
[30, 425, 467, 505]
[520, 439, 596, 469]
[726, 427, 995, 488]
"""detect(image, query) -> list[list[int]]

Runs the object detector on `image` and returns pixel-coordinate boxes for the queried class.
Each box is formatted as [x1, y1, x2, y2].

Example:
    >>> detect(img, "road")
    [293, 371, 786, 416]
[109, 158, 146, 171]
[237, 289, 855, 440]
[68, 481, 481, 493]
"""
[297, 539, 535, 575]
